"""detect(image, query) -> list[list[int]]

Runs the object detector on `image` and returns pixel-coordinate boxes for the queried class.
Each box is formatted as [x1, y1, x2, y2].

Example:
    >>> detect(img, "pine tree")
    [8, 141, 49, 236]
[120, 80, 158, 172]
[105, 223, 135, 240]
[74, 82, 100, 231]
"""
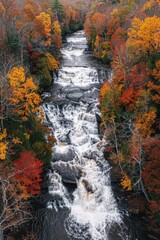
[51, 0, 64, 21]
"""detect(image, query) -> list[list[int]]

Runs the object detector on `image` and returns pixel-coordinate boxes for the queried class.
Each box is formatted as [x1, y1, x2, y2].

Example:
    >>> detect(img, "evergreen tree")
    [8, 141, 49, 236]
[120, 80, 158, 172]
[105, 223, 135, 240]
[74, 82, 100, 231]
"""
[51, 0, 64, 21]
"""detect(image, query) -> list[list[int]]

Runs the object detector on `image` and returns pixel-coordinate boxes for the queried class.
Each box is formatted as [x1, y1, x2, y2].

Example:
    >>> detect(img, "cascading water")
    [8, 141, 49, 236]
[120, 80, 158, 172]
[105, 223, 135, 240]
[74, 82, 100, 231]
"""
[40, 31, 142, 240]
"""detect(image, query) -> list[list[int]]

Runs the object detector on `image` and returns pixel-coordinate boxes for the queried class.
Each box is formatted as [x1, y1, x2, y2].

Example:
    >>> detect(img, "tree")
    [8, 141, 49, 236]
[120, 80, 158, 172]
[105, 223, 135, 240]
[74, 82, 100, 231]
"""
[37, 52, 59, 88]
[34, 12, 52, 46]
[0, 129, 8, 160]
[7, 66, 42, 121]
[52, 20, 62, 52]
[0, 168, 32, 240]
[143, 140, 160, 215]
[14, 151, 43, 198]
[148, 60, 160, 104]
[51, 0, 64, 21]
[127, 16, 160, 57]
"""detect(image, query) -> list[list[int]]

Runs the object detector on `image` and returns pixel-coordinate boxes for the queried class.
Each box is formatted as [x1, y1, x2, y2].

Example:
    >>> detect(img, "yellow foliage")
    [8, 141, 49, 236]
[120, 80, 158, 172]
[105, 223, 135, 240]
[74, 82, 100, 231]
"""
[142, 0, 160, 12]
[135, 110, 157, 138]
[121, 173, 132, 191]
[109, 152, 124, 164]
[53, 21, 62, 50]
[0, 128, 7, 140]
[12, 137, 22, 144]
[111, 8, 119, 17]
[36, 12, 51, 38]
[45, 53, 59, 70]
[0, 129, 8, 160]
[8, 66, 25, 87]
[127, 16, 160, 55]
[0, 2, 5, 12]
[8, 66, 42, 120]
[53, 21, 61, 35]
[23, 133, 30, 140]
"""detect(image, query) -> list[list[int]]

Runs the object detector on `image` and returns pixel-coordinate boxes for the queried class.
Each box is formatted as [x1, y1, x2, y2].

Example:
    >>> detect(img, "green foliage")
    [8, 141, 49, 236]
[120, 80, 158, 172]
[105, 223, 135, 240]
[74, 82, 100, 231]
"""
[147, 52, 160, 69]
[37, 55, 52, 88]
[51, 0, 64, 21]
[3, 115, 53, 168]
[32, 141, 52, 168]
[6, 32, 19, 56]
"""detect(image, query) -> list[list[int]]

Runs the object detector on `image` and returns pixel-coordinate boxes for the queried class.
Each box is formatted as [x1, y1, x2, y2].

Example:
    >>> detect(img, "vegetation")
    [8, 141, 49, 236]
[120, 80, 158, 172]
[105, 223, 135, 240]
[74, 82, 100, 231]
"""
[0, 0, 160, 238]
[0, 0, 88, 238]
[84, 0, 160, 232]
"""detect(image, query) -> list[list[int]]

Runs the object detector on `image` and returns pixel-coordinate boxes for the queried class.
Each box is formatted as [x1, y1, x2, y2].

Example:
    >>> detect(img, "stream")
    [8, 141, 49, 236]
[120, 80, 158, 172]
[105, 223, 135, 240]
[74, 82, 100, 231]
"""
[37, 31, 147, 240]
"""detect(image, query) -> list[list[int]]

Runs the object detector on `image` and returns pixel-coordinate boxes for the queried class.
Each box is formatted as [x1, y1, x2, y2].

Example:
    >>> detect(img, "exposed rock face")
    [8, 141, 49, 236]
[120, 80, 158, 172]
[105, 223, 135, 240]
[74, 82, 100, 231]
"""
[62, 86, 81, 94]
[51, 161, 84, 184]
[81, 179, 94, 193]
[66, 92, 84, 102]
[52, 145, 76, 162]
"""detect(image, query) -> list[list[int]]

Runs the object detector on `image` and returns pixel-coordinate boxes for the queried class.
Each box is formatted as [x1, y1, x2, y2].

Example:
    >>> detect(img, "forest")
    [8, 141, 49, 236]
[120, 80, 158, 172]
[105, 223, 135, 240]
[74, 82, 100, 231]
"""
[0, 0, 160, 239]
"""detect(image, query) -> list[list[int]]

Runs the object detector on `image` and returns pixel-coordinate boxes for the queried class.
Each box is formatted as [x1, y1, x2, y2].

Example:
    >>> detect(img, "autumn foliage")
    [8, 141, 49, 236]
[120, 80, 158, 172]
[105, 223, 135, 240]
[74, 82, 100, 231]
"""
[14, 151, 43, 198]
[8, 66, 42, 121]
[85, 0, 160, 227]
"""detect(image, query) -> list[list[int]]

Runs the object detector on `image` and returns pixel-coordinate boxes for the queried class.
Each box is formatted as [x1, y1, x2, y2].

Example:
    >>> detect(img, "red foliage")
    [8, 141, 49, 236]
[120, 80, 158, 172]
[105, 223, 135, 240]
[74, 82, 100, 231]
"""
[30, 51, 41, 60]
[119, 85, 140, 110]
[110, 27, 126, 56]
[143, 140, 160, 214]
[14, 151, 43, 196]
[107, 17, 120, 36]
[119, 63, 148, 110]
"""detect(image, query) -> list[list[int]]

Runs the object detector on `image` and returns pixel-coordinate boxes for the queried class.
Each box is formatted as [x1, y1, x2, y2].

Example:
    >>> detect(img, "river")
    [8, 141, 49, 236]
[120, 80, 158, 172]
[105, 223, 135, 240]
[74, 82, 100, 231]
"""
[37, 31, 147, 240]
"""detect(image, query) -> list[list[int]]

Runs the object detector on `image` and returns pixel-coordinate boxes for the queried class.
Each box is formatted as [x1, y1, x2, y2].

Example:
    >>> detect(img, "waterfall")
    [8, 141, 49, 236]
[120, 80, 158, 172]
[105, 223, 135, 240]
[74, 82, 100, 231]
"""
[41, 31, 132, 240]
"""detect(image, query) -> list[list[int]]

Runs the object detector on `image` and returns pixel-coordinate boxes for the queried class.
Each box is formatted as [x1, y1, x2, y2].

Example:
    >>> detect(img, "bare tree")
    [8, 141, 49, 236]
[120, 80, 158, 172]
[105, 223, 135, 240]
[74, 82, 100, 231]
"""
[122, 114, 150, 201]
[0, 173, 32, 240]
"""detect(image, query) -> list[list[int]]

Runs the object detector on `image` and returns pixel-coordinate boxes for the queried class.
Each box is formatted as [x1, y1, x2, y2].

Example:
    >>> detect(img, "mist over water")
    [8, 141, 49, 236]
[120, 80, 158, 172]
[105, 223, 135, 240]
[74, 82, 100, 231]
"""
[39, 31, 142, 240]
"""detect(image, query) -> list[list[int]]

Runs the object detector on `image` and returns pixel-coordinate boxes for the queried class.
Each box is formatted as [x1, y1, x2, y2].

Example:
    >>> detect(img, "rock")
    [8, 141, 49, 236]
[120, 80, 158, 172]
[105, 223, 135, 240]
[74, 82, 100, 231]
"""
[48, 83, 63, 93]
[52, 145, 76, 162]
[96, 113, 101, 124]
[79, 86, 92, 91]
[66, 92, 84, 102]
[81, 179, 94, 193]
[51, 161, 84, 184]
[83, 89, 99, 99]
[62, 86, 81, 93]
[45, 96, 68, 105]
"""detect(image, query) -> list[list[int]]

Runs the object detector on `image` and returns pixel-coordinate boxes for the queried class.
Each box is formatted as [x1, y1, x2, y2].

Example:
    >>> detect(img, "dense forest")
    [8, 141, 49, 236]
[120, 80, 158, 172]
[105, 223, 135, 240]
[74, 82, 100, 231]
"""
[0, 0, 160, 239]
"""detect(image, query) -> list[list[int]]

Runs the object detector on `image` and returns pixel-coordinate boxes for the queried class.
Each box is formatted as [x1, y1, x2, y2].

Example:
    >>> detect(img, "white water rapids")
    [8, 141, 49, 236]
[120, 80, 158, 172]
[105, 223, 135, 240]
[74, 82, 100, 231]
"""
[41, 31, 134, 240]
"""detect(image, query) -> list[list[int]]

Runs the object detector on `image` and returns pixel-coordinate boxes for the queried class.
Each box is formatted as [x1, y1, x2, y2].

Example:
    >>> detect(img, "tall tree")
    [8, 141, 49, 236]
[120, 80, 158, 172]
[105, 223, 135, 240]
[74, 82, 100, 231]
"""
[51, 0, 64, 21]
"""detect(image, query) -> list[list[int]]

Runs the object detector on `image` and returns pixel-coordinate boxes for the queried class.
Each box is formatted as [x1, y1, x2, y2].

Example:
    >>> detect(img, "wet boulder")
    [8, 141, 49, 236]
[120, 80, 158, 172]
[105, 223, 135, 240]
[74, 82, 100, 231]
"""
[81, 179, 94, 193]
[83, 88, 99, 99]
[66, 92, 84, 102]
[62, 86, 81, 94]
[51, 161, 84, 184]
[45, 96, 68, 106]
[52, 145, 76, 162]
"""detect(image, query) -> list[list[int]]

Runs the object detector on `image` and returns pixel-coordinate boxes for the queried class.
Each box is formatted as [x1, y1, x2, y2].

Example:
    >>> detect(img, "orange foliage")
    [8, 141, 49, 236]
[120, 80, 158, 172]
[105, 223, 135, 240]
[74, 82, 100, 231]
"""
[91, 12, 107, 35]
[8, 66, 42, 121]
[121, 173, 132, 191]
[53, 20, 62, 50]
[34, 12, 51, 46]
[100, 82, 111, 100]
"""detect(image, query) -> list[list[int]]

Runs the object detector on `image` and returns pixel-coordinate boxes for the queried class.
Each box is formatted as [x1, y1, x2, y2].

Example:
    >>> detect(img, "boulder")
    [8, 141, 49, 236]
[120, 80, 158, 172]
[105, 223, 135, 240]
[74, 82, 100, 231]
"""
[51, 161, 84, 184]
